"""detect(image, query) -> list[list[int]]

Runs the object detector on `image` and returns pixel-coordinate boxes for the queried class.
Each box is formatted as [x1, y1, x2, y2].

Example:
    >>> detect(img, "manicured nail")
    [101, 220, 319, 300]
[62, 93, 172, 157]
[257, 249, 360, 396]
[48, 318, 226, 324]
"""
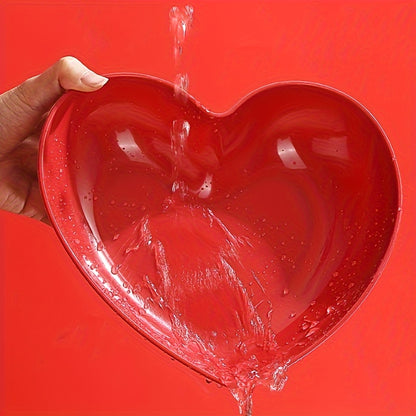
[81, 71, 109, 88]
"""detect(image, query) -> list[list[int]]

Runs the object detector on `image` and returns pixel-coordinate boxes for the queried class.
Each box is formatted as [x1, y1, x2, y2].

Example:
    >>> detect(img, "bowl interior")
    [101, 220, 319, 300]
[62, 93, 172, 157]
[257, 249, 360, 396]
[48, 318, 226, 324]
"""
[40, 75, 400, 384]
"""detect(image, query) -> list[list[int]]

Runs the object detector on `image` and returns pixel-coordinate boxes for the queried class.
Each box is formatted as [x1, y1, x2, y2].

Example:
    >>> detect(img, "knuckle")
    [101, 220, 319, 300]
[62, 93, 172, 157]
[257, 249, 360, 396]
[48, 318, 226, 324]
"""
[57, 56, 80, 72]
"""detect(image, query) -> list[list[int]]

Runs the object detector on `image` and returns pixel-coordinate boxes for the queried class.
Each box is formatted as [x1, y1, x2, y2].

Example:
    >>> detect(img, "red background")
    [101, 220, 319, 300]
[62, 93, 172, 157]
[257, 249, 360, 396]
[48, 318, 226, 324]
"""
[1, 1, 415, 415]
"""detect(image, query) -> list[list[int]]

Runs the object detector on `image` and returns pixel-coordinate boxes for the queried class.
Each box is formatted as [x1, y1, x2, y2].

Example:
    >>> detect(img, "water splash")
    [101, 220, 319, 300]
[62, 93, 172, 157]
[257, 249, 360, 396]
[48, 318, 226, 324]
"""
[169, 5, 193, 99]
[170, 5, 193, 198]
[231, 383, 256, 416]
[174, 73, 190, 100]
[122, 202, 290, 415]
[170, 5, 194, 61]
[164, 6, 290, 414]
[170, 119, 190, 197]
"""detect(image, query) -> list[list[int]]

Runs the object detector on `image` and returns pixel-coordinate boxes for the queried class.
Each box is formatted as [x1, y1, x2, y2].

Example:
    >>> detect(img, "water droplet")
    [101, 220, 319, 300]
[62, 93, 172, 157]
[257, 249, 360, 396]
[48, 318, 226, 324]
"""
[111, 264, 121, 274]
[271, 364, 288, 391]
[97, 241, 104, 251]
[327, 306, 336, 314]
[174, 73, 189, 96]
[306, 327, 319, 337]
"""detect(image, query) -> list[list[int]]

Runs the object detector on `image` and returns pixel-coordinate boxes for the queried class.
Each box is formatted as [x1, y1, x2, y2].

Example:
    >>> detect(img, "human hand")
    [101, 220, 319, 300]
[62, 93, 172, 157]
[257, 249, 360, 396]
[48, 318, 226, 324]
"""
[0, 56, 108, 223]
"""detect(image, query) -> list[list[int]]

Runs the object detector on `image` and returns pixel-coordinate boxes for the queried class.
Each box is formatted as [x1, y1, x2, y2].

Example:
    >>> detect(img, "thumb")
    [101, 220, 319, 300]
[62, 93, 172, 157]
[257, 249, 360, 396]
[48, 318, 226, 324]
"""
[0, 56, 108, 157]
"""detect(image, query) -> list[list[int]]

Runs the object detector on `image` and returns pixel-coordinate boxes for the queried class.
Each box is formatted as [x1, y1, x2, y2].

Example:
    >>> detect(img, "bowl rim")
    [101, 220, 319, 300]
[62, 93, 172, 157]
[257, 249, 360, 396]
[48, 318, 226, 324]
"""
[39, 72, 403, 377]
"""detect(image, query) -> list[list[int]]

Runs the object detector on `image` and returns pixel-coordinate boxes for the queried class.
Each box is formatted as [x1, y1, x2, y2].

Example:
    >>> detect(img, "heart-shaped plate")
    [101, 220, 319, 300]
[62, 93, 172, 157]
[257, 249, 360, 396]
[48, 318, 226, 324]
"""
[39, 74, 401, 391]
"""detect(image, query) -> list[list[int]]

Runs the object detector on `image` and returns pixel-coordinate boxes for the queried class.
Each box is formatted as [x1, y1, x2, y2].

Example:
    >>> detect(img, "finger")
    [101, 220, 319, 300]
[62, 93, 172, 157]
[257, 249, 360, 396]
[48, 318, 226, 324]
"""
[0, 56, 108, 157]
[19, 179, 49, 223]
[9, 134, 39, 177]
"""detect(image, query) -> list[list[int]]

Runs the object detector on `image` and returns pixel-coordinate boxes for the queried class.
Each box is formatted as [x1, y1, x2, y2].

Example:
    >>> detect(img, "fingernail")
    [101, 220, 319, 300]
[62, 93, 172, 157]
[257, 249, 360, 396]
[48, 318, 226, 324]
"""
[81, 71, 109, 87]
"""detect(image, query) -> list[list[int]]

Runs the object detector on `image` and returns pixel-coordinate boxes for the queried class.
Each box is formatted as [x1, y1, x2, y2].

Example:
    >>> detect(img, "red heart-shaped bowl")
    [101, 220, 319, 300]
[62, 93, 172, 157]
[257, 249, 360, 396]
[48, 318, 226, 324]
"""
[39, 74, 401, 390]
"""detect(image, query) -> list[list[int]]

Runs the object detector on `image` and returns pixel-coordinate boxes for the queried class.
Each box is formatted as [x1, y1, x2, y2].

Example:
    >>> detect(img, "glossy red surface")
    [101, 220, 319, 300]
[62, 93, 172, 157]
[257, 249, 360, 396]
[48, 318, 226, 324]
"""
[39, 75, 400, 392]
[2, 1, 415, 415]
